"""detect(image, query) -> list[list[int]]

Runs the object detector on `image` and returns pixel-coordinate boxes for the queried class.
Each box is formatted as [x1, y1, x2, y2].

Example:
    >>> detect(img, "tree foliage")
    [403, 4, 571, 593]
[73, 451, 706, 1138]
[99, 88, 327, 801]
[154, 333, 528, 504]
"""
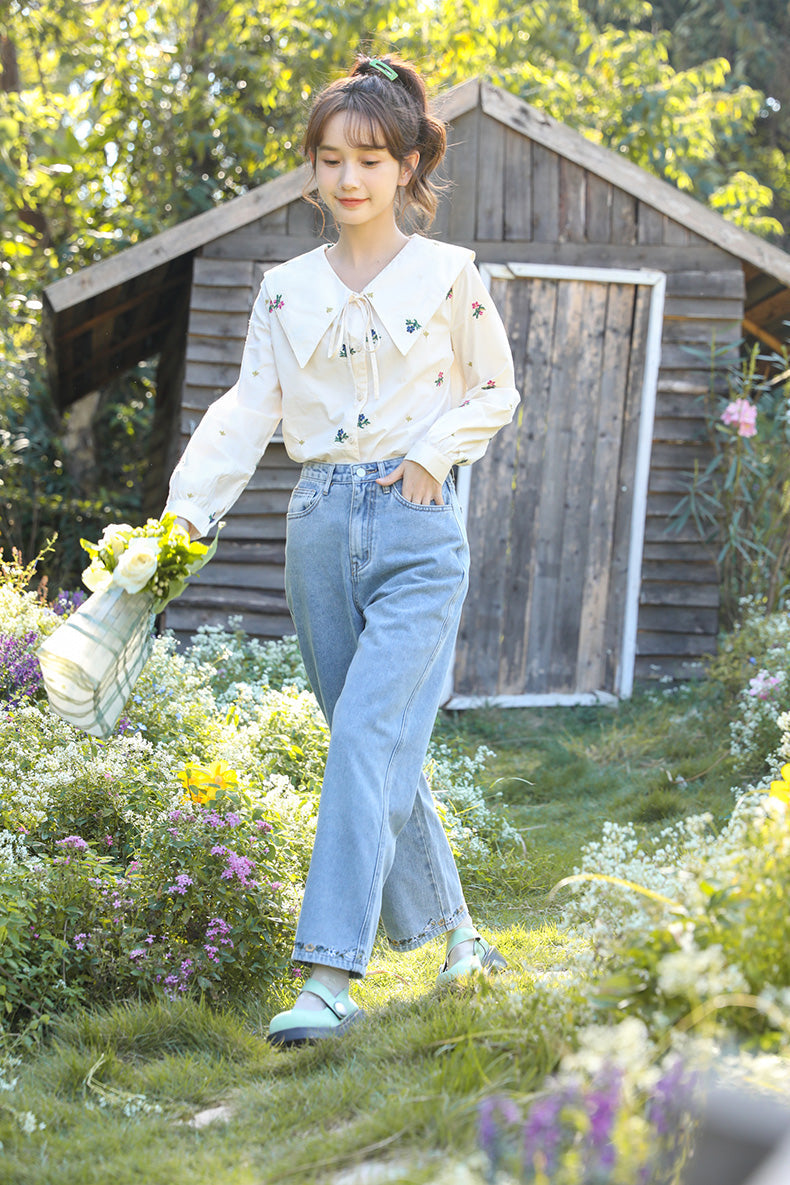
[0, 0, 787, 584]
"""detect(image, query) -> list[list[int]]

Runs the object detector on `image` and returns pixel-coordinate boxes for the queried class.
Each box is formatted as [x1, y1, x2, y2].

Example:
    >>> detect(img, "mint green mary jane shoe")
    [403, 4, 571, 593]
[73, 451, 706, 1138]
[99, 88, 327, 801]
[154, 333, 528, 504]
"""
[267, 976, 363, 1048]
[437, 927, 509, 984]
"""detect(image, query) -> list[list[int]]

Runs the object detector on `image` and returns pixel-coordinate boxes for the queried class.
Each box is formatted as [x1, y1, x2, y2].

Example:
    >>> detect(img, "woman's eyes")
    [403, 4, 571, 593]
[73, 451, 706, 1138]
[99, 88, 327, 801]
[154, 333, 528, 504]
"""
[320, 157, 381, 167]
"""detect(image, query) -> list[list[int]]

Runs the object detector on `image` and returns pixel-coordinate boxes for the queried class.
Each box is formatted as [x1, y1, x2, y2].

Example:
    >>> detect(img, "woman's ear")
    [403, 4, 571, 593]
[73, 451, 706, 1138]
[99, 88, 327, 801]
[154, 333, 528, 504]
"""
[399, 151, 420, 185]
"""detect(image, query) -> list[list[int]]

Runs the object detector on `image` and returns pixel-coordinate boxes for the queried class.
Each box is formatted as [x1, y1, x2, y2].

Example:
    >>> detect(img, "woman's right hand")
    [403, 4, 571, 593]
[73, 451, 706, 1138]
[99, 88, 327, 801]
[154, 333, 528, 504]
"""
[174, 516, 199, 540]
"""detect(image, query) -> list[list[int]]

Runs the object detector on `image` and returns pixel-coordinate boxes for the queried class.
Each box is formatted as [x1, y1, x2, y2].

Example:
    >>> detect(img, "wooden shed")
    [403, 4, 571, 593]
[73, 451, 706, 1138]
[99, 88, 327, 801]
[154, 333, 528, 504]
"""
[43, 78, 790, 704]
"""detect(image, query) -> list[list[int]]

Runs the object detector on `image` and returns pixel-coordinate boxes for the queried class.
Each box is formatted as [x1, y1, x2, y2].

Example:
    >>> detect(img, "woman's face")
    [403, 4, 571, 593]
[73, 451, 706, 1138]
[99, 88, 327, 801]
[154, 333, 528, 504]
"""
[313, 112, 417, 231]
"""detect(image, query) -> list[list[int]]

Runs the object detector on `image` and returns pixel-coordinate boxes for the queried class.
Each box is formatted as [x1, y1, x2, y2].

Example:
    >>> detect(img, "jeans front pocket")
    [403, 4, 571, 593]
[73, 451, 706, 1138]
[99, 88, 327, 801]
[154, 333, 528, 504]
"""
[287, 481, 322, 519]
[391, 481, 453, 513]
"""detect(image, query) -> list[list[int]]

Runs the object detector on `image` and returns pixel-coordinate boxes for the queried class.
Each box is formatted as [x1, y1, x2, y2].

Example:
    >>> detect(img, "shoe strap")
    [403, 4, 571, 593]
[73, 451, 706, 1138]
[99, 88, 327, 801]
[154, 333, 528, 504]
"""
[301, 975, 353, 1019]
[444, 926, 480, 956]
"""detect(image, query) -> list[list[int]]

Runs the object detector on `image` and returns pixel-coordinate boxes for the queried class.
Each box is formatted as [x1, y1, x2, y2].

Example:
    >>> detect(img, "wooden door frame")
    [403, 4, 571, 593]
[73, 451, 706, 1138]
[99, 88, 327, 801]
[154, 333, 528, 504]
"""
[445, 262, 666, 708]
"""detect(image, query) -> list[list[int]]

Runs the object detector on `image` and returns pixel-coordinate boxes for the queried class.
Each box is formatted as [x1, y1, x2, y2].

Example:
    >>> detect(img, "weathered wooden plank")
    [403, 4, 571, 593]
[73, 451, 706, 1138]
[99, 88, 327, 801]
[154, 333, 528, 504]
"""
[186, 336, 247, 365]
[559, 159, 586, 242]
[187, 310, 249, 339]
[287, 192, 323, 237]
[635, 631, 717, 656]
[662, 217, 690, 245]
[668, 269, 745, 298]
[576, 282, 635, 690]
[192, 256, 256, 287]
[637, 203, 665, 245]
[661, 319, 741, 345]
[524, 279, 584, 690]
[644, 516, 706, 544]
[586, 174, 613, 243]
[641, 559, 717, 583]
[659, 341, 740, 369]
[457, 278, 524, 694]
[201, 234, 321, 261]
[447, 110, 480, 243]
[497, 277, 558, 693]
[664, 296, 743, 319]
[191, 284, 255, 314]
[655, 389, 708, 419]
[551, 280, 610, 690]
[503, 128, 532, 241]
[634, 653, 714, 680]
[531, 144, 560, 243]
[604, 283, 650, 687]
[638, 604, 719, 634]
[651, 416, 708, 443]
[219, 517, 287, 541]
[193, 561, 285, 591]
[612, 188, 638, 246]
[184, 359, 241, 389]
[451, 242, 736, 270]
[476, 116, 506, 241]
[640, 580, 719, 608]
[165, 604, 292, 639]
[214, 539, 286, 564]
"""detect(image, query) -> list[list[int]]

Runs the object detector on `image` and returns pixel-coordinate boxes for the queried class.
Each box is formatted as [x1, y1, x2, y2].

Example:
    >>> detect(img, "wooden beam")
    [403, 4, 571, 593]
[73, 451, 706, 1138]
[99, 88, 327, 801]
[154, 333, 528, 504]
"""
[742, 317, 787, 353]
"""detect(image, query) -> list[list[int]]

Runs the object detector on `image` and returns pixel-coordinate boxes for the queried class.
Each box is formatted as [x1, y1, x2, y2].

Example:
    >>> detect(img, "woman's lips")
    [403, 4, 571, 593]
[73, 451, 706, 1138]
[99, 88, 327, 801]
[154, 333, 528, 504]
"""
[337, 198, 366, 207]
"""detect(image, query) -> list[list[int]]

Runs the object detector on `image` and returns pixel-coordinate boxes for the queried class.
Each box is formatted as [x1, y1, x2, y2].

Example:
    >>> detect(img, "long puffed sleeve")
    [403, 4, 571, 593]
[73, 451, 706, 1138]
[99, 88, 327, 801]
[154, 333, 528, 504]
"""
[166, 287, 283, 537]
[405, 261, 520, 484]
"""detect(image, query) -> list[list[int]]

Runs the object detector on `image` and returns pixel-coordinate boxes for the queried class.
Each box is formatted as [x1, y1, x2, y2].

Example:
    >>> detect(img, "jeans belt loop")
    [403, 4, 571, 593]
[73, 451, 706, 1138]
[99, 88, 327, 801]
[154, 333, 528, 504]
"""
[322, 464, 335, 495]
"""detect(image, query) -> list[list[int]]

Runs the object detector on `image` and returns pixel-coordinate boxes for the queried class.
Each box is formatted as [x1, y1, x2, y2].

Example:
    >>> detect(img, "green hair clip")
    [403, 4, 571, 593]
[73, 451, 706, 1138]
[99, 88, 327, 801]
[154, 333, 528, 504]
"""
[367, 57, 398, 81]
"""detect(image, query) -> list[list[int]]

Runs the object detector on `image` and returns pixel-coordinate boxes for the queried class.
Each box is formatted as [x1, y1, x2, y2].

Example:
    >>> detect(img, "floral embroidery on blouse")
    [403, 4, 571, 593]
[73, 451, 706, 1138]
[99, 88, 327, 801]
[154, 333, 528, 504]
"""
[334, 428, 349, 443]
[446, 287, 453, 300]
[357, 413, 370, 429]
[483, 379, 496, 389]
[434, 372, 445, 387]
[405, 318, 421, 334]
[472, 301, 485, 319]
[268, 294, 284, 313]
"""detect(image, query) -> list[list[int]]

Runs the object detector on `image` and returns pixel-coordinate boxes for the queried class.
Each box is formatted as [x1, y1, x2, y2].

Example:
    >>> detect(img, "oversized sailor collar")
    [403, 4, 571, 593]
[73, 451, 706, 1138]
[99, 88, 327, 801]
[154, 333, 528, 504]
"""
[262, 236, 475, 368]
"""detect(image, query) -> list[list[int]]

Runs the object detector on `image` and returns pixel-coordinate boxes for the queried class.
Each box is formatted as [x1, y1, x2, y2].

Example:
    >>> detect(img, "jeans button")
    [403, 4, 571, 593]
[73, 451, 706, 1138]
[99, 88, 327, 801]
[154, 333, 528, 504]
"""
[355, 467, 366, 477]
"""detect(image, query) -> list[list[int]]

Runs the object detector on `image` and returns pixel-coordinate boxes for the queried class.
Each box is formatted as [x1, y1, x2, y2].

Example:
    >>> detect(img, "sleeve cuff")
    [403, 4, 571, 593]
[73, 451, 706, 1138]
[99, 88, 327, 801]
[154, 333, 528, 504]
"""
[404, 441, 453, 485]
[164, 500, 212, 540]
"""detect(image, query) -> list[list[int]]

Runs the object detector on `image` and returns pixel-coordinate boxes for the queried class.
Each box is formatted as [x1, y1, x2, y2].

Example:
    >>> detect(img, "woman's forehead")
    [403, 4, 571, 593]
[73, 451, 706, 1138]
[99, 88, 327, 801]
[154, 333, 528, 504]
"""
[320, 110, 387, 150]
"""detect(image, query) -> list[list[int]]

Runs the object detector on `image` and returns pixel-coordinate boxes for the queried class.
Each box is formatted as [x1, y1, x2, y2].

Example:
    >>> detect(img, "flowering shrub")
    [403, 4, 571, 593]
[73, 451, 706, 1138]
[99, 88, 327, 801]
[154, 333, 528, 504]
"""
[669, 340, 790, 624]
[426, 741, 521, 870]
[0, 631, 43, 706]
[0, 556, 518, 1029]
[554, 792, 790, 1046]
[479, 1031, 697, 1184]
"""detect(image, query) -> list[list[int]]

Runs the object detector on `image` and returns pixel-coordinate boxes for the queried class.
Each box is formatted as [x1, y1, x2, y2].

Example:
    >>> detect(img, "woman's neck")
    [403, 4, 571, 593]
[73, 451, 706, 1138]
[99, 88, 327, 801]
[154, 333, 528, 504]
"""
[328, 219, 411, 291]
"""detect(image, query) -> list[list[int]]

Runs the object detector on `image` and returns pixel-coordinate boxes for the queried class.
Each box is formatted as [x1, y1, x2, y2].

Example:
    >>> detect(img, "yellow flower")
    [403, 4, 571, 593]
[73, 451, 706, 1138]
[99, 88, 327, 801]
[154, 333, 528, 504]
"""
[769, 763, 790, 806]
[177, 761, 239, 805]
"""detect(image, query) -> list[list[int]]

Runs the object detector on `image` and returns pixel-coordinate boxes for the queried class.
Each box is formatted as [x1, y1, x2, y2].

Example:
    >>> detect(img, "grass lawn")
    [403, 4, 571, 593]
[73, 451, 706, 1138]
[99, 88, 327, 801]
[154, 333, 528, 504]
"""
[1, 681, 739, 1184]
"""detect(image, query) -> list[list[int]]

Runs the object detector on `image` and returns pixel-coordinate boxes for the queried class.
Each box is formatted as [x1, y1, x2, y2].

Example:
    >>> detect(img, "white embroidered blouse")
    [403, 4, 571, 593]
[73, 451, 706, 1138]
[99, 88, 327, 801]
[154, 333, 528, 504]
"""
[166, 234, 520, 536]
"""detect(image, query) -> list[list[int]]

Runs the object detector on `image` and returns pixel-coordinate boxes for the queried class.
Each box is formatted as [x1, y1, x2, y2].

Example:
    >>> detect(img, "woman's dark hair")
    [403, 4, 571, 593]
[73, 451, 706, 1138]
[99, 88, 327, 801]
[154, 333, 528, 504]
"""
[303, 55, 447, 227]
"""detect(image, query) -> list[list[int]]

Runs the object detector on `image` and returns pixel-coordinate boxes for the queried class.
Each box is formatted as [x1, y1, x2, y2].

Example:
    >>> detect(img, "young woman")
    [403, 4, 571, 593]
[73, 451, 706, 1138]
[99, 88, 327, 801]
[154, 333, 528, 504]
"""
[166, 54, 520, 1046]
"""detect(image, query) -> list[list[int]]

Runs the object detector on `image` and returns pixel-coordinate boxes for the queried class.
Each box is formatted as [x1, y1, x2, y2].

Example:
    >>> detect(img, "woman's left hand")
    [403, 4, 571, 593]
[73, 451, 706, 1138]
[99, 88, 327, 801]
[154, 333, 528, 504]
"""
[376, 460, 444, 505]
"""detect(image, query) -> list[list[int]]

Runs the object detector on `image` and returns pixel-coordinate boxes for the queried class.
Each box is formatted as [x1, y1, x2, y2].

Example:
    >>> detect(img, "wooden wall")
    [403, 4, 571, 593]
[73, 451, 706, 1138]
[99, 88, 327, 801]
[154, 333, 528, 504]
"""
[167, 102, 744, 683]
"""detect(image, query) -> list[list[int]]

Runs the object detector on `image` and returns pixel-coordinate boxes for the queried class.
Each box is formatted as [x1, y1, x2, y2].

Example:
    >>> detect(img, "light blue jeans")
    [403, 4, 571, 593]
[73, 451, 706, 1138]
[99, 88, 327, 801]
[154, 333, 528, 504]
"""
[284, 457, 474, 977]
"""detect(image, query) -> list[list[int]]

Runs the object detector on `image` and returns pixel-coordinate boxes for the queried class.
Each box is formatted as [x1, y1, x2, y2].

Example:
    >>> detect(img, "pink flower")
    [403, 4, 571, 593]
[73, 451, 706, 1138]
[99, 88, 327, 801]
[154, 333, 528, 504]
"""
[721, 398, 757, 437]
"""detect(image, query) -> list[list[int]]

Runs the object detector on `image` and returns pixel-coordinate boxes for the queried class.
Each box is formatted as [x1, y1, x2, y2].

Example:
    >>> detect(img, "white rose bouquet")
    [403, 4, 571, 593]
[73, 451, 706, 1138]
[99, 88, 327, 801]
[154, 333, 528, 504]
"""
[37, 514, 220, 738]
[80, 513, 218, 610]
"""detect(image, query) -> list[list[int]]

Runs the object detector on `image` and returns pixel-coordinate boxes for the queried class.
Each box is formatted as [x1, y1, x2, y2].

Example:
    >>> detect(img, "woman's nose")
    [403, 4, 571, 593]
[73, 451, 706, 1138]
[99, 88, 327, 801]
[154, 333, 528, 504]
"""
[339, 164, 360, 189]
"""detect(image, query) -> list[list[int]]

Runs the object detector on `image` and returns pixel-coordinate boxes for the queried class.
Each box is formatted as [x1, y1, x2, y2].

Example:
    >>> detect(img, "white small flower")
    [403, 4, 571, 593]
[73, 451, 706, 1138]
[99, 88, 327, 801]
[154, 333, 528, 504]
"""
[99, 522, 133, 556]
[112, 537, 161, 593]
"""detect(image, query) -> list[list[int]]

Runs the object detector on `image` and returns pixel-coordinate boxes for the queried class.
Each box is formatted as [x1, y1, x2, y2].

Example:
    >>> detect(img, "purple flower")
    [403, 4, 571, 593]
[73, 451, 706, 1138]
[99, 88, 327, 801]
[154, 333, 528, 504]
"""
[129, 948, 147, 959]
[57, 835, 88, 851]
[0, 631, 44, 706]
[479, 1096, 521, 1170]
[220, 850, 256, 887]
[73, 932, 90, 950]
[522, 1092, 568, 1176]
[255, 820, 273, 833]
[52, 589, 87, 617]
[166, 873, 194, 895]
[204, 944, 220, 962]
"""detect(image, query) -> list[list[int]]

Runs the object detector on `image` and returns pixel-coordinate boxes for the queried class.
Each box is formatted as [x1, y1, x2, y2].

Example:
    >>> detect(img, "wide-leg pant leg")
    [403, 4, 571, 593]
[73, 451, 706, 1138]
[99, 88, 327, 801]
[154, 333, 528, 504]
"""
[284, 461, 473, 976]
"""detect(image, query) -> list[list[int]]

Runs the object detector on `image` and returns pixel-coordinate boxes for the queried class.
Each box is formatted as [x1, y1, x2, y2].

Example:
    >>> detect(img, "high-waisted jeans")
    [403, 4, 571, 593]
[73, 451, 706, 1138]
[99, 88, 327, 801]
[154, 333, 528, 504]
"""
[284, 457, 473, 977]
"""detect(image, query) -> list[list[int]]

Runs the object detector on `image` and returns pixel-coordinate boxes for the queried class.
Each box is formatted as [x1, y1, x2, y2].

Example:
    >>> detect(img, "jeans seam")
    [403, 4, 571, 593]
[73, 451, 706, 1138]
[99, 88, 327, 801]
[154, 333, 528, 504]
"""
[354, 558, 467, 959]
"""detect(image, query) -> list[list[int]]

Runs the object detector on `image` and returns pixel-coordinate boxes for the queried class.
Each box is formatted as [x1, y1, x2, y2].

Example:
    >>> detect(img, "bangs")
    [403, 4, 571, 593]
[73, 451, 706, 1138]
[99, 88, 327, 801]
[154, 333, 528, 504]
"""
[305, 83, 414, 161]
